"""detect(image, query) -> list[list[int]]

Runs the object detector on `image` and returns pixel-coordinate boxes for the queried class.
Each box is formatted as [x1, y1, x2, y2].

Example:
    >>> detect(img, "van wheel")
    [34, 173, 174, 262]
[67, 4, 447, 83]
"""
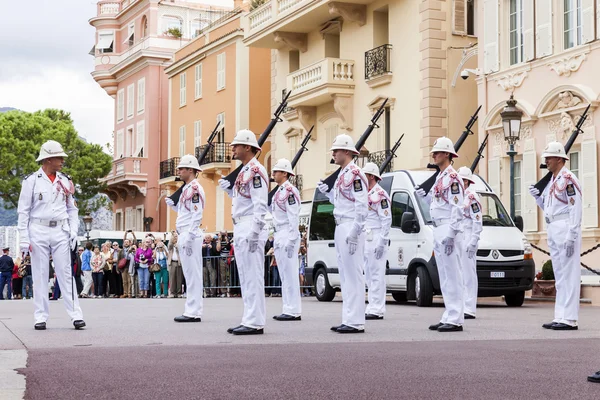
[504, 291, 525, 307]
[415, 266, 433, 307]
[314, 268, 335, 302]
[392, 292, 407, 303]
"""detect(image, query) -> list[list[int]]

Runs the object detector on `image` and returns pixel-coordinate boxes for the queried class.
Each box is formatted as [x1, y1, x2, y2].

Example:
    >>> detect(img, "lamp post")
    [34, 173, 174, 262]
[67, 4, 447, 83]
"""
[500, 95, 523, 220]
[83, 215, 93, 243]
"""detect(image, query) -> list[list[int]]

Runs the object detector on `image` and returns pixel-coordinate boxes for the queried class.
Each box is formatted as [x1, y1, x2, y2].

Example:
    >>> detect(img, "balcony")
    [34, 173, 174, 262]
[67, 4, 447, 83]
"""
[367, 150, 394, 173]
[194, 142, 232, 175]
[365, 44, 393, 88]
[160, 157, 180, 180]
[286, 58, 355, 107]
[102, 157, 148, 201]
[289, 174, 303, 194]
[95, 0, 139, 18]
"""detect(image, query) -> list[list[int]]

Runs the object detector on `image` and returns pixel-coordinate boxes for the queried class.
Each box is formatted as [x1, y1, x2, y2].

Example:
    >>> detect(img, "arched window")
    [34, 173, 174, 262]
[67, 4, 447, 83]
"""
[162, 16, 182, 36]
[141, 15, 148, 38]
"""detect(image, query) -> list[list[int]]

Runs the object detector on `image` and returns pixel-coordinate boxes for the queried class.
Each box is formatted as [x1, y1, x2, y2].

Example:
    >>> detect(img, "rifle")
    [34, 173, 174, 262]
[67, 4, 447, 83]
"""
[533, 104, 591, 192]
[168, 121, 221, 205]
[267, 126, 313, 206]
[378, 134, 404, 175]
[470, 133, 489, 172]
[417, 104, 481, 193]
[321, 98, 388, 192]
[221, 90, 291, 187]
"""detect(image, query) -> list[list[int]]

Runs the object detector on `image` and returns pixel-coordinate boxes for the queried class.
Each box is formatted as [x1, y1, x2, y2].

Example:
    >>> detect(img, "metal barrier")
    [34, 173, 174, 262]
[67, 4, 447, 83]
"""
[530, 243, 600, 276]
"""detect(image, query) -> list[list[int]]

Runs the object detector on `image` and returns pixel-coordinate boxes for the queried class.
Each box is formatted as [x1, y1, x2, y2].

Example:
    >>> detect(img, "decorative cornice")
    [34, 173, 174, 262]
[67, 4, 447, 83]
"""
[547, 52, 587, 77]
[296, 106, 317, 140]
[273, 31, 308, 53]
[496, 71, 528, 92]
[328, 2, 366, 26]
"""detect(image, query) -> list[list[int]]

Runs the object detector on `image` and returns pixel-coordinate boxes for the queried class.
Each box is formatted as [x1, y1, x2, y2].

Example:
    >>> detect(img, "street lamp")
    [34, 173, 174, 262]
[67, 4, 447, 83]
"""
[500, 95, 523, 220]
[83, 215, 93, 242]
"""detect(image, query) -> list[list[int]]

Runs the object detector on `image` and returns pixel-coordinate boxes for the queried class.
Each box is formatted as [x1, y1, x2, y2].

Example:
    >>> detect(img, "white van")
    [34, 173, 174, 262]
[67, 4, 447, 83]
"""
[306, 170, 535, 307]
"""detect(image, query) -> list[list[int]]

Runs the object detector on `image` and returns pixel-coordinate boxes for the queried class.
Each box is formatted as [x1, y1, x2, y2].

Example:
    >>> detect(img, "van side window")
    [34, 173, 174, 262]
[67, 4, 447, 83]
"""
[391, 192, 415, 228]
[308, 196, 336, 241]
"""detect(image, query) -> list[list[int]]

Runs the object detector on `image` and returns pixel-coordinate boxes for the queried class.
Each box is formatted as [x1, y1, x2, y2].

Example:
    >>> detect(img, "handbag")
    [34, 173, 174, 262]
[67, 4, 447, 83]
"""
[149, 263, 161, 273]
[118, 258, 128, 270]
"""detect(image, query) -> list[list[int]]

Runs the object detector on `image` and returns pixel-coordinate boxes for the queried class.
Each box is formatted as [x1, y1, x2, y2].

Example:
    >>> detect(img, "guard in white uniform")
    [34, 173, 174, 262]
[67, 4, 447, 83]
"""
[529, 142, 582, 330]
[165, 155, 205, 322]
[219, 130, 268, 335]
[362, 162, 392, 320]
[17, 140, 85, 330]
[416, 137, 465, 332]
[456, 167, 483, 319]
[271, 159, 302, 321]
[317, 134, 368, 333]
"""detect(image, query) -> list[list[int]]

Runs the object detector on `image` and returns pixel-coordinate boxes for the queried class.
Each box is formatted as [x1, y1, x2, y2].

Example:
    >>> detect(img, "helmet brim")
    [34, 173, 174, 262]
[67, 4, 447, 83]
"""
[272, 168, 295, 176]
[230, 141, 261, 150]
[542, 153, 569, 160]
[36, 152, 68, 162]
[430, 149, 458, 157]
[330, 146, 360, 154]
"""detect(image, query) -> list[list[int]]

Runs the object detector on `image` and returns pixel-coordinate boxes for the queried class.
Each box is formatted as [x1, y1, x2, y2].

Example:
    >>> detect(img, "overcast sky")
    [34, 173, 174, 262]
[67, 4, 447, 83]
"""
[0, 0, 233, 148]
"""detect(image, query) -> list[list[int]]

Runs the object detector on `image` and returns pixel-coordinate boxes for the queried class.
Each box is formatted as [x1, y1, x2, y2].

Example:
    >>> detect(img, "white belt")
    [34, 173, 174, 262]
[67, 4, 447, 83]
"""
[31, 218, 67, 228]
[335, 216, 354, 226]
[232, 215, 253, 225]
[432, 218, 451, 227]
[273, 223, 288, 232]
[545, 213, 569, 224]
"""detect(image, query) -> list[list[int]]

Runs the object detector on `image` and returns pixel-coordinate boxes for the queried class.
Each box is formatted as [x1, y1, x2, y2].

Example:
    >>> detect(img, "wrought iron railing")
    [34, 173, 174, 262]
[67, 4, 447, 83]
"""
[368, 150, 394, 173]
[365, 44, 392, 80]
[194, 142, 232, 165]
[159, 157, 180, 179]
[289, 174, 303, 194]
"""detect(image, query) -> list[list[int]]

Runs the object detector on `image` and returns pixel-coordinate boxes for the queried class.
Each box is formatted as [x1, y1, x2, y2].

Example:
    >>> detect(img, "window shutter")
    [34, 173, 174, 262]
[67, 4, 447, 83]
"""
[135, 122, 145, 157]
[523, 0, 535, 61]
[581, 139, 598, 228]
[117, 90, 124, 121]
[127, 84, 134, 118]
[217, 53, 226, 90]
[179, 126, 186, 157]
[597, 0, 600, 39]
[116, 129, 124, 158]
[194, 120, 202, 148]
[535, 0, 553, 58]
[483, 0, 499, 73]
[522, 143, 538, 232]
[453, 0, 467, 35]
[137, 79, 145, 113]
[195, 64, 203, 99]
[487, 157, 501, 197]
[581, 0, 595, 44]
[180, 73, 186, 106]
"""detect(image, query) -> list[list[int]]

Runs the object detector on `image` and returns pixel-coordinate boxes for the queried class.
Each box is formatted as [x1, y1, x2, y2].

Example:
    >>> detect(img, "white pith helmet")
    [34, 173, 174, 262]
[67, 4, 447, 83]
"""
[272, 158, 295, 175]
[430, 137, 458, 157]
[330, 134, 359, 154]
[362, 162, 381, 180]
[230, 129, 260, 150]
[542, 141, 569, 160]
[457, 166, 476, 184]
[176, 154, 202, 171]
[36, 140, 68, 162]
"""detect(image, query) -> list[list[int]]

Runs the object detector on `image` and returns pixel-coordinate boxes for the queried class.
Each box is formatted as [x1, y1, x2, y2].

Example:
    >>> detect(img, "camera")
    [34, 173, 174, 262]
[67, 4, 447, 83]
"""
[140, 254, 146, 261]
[460, 69, 469, 80]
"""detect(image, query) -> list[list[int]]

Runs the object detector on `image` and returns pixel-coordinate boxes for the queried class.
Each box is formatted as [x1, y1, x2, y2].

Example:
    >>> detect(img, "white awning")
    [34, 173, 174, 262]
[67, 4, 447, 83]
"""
[123, 31, 134, 44]
[88, 46, 96, 56]
[97, 34, 114, 50]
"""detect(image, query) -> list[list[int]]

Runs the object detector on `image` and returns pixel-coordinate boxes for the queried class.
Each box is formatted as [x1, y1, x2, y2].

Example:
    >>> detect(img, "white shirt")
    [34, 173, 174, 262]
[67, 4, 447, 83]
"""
[226, 157, 268, 235]
[427, 165, 464, 238]
[271, 180, 301, 244]
[461, 186, 483, 247]
[17, 168, 79, 245]
[172, 178, 205, 239]
[365, 183, 392, 247]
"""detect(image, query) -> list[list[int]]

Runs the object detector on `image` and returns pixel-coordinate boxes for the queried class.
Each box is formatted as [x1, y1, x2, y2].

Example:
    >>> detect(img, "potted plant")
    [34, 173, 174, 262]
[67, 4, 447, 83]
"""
[531, 260, 556, 298]
[165, 27, 183, 39]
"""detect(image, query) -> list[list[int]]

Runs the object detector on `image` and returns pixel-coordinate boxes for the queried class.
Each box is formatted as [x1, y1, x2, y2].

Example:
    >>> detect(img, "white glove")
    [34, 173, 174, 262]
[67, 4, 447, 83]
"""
[528, 186, 540, 198]
[442, 237, 454, 256]
[375, 245, 385, 260]
[565, 240, 575, 258]
[20, 243, 30, 255]
[346, 234, 358, 255]
[284, 243, 295, 258]
[415, 187, 427, 197]
[248, 238, 259, 253]
[466, 243, 477, 259]
[184, 235, 195, 255]
[218, 179, 231, 190]
[70, 231, 78, 251]
[165, 198, 175, 207]
[317, 181, 329, 193]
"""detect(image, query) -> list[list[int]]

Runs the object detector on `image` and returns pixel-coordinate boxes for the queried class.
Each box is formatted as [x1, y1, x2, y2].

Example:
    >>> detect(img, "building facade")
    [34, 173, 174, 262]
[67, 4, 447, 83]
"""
[0, 226, 19, 259]
[89, 0, 232, 232]
[477, 0, 600, 282]
[162, 7, 272, 233]
[242, 0, 481, 200]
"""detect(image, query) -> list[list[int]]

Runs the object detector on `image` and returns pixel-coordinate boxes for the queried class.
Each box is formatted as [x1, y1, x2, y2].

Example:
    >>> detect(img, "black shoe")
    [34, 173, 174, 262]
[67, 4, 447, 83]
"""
[331, 324, 344, 332]
[429, 322, 443, 331]
[464, 314, 476, 320]
[542, 322, 558, 329]
[273, 314, 301, 321]
[437, 323, 463, 332]
[232, 326, 264, 335]
[73, 320, 86, 330]
[551, 323, 578, 331]
[365, 314, 383, 320]
[227, 325, 243, 334]
[174, 315, 201, 323]
[34, 322, 46, 330]
[588, 371, 600, 383]
[336, 325, 364, 334]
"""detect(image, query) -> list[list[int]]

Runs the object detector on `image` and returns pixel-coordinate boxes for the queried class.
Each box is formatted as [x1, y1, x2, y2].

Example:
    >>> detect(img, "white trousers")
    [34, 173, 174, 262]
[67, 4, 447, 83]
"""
[81, 271, 93, 296]
[335, 222, 366, 329]
[178, 232, 203, 318]
[234, 220, 267, 329]
[364, 229, 387, 317]
[458, 229, 478, 317]
[433, 224, 464, 326]
[29, 223, 83, 324]
[547, 220, 581, 324]
[274, 230, 301, 317]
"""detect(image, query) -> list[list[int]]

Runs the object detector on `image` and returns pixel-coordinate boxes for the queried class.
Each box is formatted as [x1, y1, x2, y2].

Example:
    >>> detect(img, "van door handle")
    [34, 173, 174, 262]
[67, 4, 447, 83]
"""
[328, 243, 335, 247]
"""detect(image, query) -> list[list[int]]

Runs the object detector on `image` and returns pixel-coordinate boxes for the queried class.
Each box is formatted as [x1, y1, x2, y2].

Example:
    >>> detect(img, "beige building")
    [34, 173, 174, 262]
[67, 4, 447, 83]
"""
[242, 0, 481, 200]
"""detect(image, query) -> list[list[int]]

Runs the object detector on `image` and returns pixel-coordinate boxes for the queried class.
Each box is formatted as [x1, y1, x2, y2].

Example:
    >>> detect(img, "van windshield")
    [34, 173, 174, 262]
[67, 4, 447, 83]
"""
[478, 193, 514, 227]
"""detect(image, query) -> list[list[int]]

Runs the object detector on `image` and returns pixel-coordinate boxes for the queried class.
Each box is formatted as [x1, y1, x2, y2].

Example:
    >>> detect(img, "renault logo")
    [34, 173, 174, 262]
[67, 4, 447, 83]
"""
[492, 250, 499, 259]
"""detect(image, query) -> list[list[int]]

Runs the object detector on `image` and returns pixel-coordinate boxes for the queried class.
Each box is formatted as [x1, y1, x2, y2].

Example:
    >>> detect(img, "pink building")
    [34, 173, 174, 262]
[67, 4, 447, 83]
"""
[89, 0, 234, 231]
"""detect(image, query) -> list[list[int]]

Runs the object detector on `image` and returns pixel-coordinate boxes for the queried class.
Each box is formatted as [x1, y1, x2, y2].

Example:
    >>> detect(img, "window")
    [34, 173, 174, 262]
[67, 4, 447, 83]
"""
[124, 22, 135, 46]
[480, 193, 513, 227]
[117, 89, 125, 122]
[216, 113, 225, 142]
[135, 121, 145, 157]
[179, 126, 186, 157]
[116, 129, 124, 159]
[126, 127, 133, 156]
[391, 192, 416, 228]
[115, 211, 123, 231]
[135, 206, 144, 232]
[289, 50, 300, 73]
[195, 64, 203, 99]
[289, 135, 299, 162]
[309, 193, 336, 241]
[453, 0, 476, 36]
[162, 16, 182, 34]
[125, 208, 133, 230]
[141, 16, 148, 38]
[564, 0, 582, 50]
[513, 160, 522, 217]
[569, 151, 580, 178]
[509, 0, 524, 65]
[191, 19, 209, 38]
[180, 72, 186, 107]
[97, 31, 114, 53]
[137, 78, 145, 114]
[194, 120, 202, 148]
[217, 53, 226, 91]
[127, 84, 135, 119]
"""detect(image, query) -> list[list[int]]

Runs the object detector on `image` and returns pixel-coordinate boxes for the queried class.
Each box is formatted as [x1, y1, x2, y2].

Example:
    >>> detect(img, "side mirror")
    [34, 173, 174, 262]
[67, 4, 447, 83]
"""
[514, 215, 524, 232]
[400, 212, 420, 234]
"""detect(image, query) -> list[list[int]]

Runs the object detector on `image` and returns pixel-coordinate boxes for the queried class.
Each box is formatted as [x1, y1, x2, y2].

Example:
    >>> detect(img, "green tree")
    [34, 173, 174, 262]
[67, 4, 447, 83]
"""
[0, 109, 113, 215]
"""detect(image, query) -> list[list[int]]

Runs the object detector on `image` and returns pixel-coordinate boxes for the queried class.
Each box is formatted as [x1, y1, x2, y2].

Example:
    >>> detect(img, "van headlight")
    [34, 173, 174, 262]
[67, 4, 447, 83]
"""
[523, 238, 533, 260]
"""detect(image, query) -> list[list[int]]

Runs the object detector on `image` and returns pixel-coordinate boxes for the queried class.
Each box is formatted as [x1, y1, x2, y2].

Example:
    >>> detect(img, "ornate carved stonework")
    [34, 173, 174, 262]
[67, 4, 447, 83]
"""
[296, 106, 316, 139]
[520, 124, 533, 141]
[332, 94, 353, 131]
[548, 53, 587, 77]
[546, 112, 574, 141]
[496, 71, 528, 92]
[328, 2, 366, 26]
[273, 31, 308, 53]
[556, 90, 582, 110]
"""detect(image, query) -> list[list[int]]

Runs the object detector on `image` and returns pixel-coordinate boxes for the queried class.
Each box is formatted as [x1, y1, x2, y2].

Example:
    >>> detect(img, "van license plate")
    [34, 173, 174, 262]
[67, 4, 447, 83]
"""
[490, 271, 505, 278]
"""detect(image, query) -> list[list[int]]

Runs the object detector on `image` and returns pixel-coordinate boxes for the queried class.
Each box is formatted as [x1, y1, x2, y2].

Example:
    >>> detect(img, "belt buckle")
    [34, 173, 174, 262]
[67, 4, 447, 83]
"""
[545, 217, 550, 224]
[49, 221, 57, 227]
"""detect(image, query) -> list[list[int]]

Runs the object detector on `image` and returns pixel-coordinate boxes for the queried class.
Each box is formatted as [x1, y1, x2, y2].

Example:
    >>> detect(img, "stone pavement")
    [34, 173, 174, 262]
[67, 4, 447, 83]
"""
[1, 297, 600, 399]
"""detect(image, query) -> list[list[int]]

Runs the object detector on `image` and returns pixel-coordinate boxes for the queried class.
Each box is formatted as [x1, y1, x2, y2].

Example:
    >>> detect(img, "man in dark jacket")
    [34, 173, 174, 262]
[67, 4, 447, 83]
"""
[0, 247, 15, 300]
